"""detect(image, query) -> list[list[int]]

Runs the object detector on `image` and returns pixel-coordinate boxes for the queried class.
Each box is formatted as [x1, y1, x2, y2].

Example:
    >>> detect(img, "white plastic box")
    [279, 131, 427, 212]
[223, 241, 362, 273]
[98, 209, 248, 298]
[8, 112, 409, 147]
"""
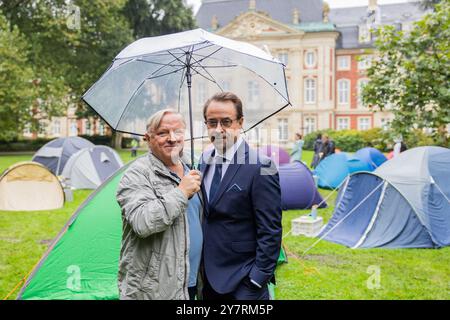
[291, 215, 324, 237]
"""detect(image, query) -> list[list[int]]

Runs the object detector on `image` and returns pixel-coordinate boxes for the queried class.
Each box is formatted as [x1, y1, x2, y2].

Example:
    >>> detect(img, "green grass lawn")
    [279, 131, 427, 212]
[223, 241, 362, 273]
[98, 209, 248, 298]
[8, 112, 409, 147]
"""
[0, 149, 449, 300]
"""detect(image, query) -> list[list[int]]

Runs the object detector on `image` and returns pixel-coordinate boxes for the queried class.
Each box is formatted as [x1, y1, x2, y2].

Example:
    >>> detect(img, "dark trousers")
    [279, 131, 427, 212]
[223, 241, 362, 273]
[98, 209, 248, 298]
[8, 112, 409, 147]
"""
[188, 286, 197, 300]
[202, 273, 269, 300]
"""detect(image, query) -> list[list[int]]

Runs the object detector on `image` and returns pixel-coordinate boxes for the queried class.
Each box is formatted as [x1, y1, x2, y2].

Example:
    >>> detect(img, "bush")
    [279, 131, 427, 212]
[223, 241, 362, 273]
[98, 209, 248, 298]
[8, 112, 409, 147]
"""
[79, 134, 113, 146]
[0, 138, 53, 152]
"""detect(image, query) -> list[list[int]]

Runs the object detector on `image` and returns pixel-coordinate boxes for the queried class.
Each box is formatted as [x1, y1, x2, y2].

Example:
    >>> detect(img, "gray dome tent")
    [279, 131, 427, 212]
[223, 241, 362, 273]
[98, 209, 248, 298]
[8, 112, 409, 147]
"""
[32, 137, 94, 176]
[62, 146, 124, 189]
[321, 147, 450, 248]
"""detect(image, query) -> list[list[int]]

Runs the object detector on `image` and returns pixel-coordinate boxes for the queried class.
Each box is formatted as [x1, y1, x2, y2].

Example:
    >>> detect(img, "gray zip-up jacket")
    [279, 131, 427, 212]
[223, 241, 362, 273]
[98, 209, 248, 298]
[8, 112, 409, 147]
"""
[116, 152, 192, 300]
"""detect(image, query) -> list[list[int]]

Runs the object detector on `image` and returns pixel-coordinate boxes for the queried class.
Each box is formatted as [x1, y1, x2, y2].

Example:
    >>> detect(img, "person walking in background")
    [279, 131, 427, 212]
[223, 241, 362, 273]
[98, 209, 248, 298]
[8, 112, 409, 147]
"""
[310, 133, 322, 169]
[130, 138, 139, 157]
[393, 136, 408, 158]
[290, 133, 304, 163]
[318, 134, 335, 163]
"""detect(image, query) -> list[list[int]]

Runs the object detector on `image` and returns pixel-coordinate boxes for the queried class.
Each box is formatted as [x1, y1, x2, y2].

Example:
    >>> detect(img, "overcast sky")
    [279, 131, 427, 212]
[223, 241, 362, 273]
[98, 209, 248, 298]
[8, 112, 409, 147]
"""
[186, 0, 414, 14]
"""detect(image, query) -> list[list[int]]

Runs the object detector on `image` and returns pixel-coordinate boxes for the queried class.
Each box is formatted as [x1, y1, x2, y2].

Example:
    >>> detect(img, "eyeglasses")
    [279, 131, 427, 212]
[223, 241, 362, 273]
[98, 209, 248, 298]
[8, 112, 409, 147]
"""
[205, 118, 239, 129]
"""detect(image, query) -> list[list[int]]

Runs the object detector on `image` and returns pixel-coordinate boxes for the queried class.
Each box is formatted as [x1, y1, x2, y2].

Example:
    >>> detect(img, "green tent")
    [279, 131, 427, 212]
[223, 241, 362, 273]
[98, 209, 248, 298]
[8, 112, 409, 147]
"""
[18, 160, 287, 300]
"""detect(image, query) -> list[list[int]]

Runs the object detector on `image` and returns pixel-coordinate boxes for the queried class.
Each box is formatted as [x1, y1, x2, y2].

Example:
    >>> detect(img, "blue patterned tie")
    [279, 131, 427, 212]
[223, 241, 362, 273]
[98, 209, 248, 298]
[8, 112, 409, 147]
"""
[209, 160, 223, 203]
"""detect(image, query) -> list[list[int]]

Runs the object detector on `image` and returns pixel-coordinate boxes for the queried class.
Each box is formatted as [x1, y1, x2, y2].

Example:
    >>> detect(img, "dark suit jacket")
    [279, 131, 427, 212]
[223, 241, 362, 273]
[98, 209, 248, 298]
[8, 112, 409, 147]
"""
[199, 141, 282, 294]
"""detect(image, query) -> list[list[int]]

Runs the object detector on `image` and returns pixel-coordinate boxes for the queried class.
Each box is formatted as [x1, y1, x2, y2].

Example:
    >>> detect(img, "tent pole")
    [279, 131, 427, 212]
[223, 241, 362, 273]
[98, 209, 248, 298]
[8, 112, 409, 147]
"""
[186, 52, 195, 168]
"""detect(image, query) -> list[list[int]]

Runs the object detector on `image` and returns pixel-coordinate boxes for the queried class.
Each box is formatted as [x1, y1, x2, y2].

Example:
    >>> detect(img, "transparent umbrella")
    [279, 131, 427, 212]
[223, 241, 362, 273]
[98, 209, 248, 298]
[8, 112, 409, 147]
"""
[82, 28, 291, 165]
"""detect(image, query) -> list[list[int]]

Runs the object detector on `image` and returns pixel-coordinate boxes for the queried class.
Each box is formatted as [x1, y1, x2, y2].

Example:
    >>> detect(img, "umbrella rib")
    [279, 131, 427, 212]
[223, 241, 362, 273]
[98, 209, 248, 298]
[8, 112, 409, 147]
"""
[177, 69, 187, 113]
[146, 66, 187, 81]
[190, 65, 219, 85]
[190, 61, 224, 91]
[114, 79, 148, 132]
[136, 58, 185, 68]
[243, 102, 291, 133]
[150, 54, 186, 77]
[168, 50, 189, 68]
[189, 47, 224, 67]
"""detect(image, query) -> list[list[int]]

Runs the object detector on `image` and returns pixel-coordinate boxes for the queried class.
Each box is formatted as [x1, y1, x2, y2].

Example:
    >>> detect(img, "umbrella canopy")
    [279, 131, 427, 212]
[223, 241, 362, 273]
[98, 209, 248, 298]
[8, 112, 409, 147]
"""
[82, 29, 290, 163]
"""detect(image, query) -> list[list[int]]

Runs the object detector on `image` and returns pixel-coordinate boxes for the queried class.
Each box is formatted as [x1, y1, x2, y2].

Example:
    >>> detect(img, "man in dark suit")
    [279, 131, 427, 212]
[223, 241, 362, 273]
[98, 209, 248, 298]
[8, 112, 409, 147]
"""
[199, 92, 282, 300]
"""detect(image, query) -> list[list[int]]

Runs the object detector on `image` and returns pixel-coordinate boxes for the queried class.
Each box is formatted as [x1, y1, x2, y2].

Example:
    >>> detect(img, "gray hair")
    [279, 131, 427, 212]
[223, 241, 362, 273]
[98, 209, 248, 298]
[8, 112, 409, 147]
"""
[145, 109, 186, 134]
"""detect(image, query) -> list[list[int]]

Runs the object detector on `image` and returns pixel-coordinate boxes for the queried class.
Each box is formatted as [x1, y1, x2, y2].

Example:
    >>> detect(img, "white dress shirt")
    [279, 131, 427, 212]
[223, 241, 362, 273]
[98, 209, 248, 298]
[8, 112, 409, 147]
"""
[203, 136, 244, 201]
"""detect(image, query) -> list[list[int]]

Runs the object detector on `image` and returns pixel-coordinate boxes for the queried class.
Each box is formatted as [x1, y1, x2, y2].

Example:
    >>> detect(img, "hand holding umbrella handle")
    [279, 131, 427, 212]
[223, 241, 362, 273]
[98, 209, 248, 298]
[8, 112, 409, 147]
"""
[178, 170, 201, 199]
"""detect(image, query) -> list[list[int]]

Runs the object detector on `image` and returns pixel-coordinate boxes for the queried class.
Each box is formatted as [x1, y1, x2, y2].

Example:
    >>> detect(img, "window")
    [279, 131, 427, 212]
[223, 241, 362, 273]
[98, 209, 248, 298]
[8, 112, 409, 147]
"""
[337, 56, 351, 70]
[278, 52, 288, 66]
[337, 118, 350, 130]
[358, 117, 371, 131]
[70, 120, 78, 136]
[338, 79, 350, 105]
[38, 120, 47, 135]
[358, 24, 371, 43]
[248, 81, 259, 104]
[196, 83, 207, 105]
[85, 120, 91, 135]
[52, 119, 61, 135]
[248, 127, 261, 145]
[278, 118, 288, 142]
[220, 80, 230, 92]
[304, 78, 316, 104]
[358, 79, 369, 107]
[358, 55, 373, 70]
[305, 51, 316, 67]
[380, 118, 390, 131]
[304, 117, 316, 135]
[99, 121, 105, 135]
[23, 123, 31, 135]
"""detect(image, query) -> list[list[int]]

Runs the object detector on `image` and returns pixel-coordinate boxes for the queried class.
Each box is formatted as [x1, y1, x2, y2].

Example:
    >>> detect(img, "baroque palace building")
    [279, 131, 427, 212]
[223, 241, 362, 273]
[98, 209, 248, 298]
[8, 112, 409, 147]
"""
[195, 0, 429, 145]
[27, 0, 428, 144]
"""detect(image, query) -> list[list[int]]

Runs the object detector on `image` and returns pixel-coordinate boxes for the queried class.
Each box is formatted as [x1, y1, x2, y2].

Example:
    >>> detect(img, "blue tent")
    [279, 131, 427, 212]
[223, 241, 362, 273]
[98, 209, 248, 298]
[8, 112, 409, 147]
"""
[314, 153, 372, 189]
[279, 161, 326, 210]
[320, 147, 450, 248]
[354, 147, 387, 170]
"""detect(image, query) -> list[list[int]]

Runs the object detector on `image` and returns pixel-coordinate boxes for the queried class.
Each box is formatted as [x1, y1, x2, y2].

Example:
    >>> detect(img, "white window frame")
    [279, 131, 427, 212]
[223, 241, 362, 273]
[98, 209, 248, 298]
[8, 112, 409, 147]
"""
[220, 80, 230, 92]
[358, 24, 371, 44]
[357, 78, 370, 107]
[338, 79, 350, 105]
[248, 80, 260, 104]
[196, 82, 207, 105]
[358, 117, 371, 131]
[52, 118, 61, 135]
[358, 55, 373, 70]
[380, 118, 390, 131]
[70, 120, 78, 136]
[278, 52, 289, 66]
[278, 118, 288, 142]
[305, 51, 316, 68]
[304, 78, 316, 104]
[337, 56, 351, 71]
[304, 117, 316, 135]
[337, 117, 350, 131]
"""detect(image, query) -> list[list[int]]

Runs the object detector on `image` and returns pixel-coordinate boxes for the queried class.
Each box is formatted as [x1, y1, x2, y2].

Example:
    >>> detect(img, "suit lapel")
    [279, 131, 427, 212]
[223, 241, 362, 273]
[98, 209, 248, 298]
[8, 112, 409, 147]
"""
[210, 142, 248, 207]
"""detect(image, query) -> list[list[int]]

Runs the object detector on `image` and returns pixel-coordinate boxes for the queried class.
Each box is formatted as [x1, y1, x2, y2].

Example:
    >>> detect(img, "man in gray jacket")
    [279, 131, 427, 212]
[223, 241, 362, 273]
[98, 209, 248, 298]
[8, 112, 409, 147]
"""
[116, 109, 202, 300]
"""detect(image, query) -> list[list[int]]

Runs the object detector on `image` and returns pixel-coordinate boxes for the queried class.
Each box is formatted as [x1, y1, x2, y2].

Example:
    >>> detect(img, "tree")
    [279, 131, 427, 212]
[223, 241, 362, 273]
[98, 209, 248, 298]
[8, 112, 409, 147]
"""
[123, 0, 196, 39]
[362, 1, 450, 147]
[1, 0, 134, 137]
[0, 12, 36, 141]
[419, 0, 442, 10]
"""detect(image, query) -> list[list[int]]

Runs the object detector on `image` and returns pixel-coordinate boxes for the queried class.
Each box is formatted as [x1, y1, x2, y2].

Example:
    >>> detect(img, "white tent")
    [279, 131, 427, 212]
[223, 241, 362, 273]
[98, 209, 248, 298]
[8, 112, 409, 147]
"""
[62, 146, 124, 189]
